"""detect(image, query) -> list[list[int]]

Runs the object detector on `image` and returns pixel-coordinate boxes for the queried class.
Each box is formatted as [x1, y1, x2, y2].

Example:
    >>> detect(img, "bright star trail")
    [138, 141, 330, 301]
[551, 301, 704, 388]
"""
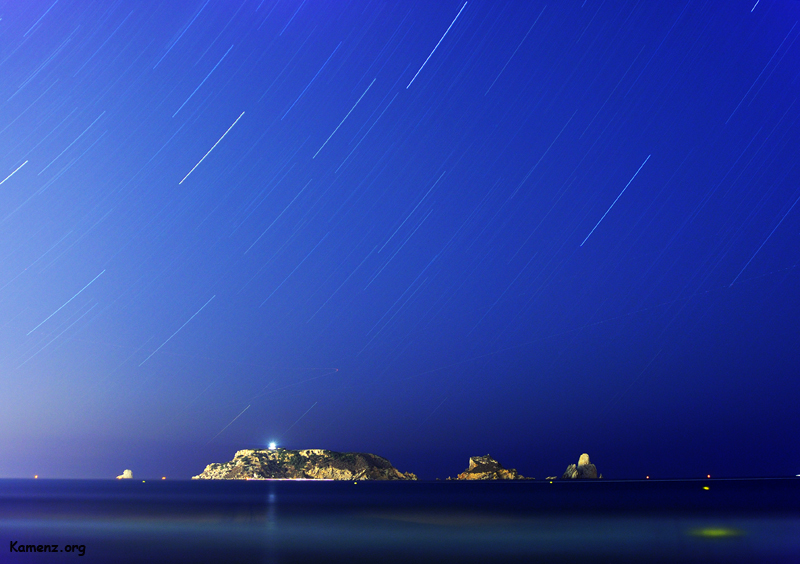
[580, 154, 651, 247]
[407, 2, 468, 89]
[0, 161, 28, 186]
[179, 111, 244, 184]
[0, 1, 797, 481]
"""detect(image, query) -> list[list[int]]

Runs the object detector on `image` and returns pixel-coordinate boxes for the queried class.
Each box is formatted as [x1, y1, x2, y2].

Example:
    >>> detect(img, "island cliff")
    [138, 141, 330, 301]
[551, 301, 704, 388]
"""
[450, 455, 529, 480]
[192, 448, 417, 480]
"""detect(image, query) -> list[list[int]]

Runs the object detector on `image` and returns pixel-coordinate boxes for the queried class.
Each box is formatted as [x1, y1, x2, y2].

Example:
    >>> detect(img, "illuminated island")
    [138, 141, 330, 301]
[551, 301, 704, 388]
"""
[449, 454, 530, 480]
[192, 448, 417, 480]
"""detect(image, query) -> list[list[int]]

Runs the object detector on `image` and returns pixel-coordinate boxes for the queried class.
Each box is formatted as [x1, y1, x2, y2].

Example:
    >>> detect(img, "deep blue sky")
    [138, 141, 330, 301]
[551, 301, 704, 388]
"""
[1, 0, 798, 480]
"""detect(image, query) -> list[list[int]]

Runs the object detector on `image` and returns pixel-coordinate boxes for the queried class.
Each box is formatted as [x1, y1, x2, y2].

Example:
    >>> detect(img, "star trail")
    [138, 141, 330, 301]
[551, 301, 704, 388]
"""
[0, 1, 798, 480]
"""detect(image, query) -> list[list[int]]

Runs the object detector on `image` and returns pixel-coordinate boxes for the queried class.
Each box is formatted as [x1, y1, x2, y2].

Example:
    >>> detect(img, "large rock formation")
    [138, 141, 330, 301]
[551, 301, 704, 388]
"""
[561, 453, 601, 479]
[192, 448, 417, 480]
[451, 454, 529, 480]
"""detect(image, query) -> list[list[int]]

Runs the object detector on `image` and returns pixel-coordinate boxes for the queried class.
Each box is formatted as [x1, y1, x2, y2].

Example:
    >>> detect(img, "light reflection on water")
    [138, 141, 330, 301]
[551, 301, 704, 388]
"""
[2, 478, 798, 563]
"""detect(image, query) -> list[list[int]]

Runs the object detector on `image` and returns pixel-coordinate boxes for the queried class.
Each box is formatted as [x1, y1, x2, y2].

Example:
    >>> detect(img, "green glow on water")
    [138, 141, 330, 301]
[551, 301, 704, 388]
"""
[689, 528, 744, 538]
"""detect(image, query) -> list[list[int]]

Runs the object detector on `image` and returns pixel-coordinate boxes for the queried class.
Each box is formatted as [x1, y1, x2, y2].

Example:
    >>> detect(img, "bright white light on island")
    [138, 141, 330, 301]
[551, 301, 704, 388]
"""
[269, 442, 277, 450]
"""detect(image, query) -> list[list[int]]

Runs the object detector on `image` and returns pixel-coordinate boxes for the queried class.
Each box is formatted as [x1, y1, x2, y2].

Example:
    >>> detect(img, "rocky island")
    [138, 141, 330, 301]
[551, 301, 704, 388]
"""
[449, 454, 530, 480]
[553, 453, 602, 479]
[192, 448, 417, 480]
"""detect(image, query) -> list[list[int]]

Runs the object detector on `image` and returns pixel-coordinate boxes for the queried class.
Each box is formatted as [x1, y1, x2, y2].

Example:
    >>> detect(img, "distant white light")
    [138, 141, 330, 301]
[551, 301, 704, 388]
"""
[269, 442, 277, 450]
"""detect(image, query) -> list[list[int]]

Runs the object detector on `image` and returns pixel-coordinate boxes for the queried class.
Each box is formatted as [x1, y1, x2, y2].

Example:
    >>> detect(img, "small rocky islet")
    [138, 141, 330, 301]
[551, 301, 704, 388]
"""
[559, 453, 602, 480]
[191, 448, 602, 481]
[447, 454, 529, 480]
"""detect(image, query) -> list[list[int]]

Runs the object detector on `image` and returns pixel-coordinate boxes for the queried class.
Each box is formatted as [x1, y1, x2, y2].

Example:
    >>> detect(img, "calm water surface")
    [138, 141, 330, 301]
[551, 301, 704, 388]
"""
[2, 478, 798, 563]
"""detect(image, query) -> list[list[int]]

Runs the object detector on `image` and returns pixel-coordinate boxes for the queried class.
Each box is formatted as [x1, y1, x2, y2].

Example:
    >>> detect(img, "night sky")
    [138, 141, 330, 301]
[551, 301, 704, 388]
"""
[1, 0, 799, 480]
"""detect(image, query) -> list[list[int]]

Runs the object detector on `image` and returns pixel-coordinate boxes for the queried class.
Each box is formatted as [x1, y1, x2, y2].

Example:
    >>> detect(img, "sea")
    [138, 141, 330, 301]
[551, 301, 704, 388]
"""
[2, 477, 798, 563]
